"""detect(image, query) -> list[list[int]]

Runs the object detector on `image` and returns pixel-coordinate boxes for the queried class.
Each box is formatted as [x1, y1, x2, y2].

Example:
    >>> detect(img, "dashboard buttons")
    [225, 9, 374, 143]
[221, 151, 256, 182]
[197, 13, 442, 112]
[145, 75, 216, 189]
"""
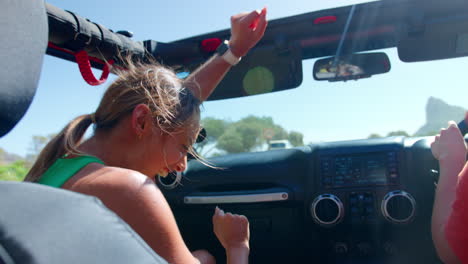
[383, 241, 398, 256]
[334, 242, 348, 255]
[320, 158, 332, 187]
[381, 190, 416, 224]
[356, 242, 372, 257]
[349, 192, 376, 224]
[387, 151, 400, 184]
[311, 194, 344, 227]
[319, 150, 401, 188]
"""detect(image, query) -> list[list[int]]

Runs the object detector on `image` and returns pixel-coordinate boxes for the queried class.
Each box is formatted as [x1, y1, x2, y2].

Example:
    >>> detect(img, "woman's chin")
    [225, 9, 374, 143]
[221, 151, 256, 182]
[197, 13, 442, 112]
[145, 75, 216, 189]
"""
[157, 170, 169, 178]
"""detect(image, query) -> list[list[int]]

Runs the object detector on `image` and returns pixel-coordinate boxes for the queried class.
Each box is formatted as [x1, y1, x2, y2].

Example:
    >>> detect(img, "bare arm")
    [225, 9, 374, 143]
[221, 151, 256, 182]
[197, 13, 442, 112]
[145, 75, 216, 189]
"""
[71, 169, 251, 264]
[184, 55, 234, 101]
[70, 171, 202, 264]
[185, 8, 268, 101]
[432, 160, 464, 264]
[226, 247, 249, 264]
[431, 121, 467, 263]
[213, 207, 250, 264]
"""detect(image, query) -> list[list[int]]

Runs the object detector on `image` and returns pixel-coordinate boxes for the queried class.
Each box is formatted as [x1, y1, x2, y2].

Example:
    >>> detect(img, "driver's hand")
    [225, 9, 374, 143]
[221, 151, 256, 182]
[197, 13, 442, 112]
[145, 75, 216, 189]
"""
[212, 207, 250, 251]
[431, 121, 467, 164]
[228, 7, 268, 58]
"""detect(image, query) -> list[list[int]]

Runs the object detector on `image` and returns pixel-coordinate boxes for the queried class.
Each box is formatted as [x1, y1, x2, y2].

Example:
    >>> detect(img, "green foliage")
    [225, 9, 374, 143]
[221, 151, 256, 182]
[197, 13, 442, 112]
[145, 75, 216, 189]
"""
[233, 122, 262, 150]
[202, 118, 228, 140]
[27, 133, 56, 163]
[0, 148, 5, 161]
[198, 115, 304, 155]
[368, 133, 382, 139]
[0, 133, 56, 181]
[216, 127, 245, 153]
[387, 130, 410, 137]
[0, 160, 29, 181]
[288, 131, 304, 147]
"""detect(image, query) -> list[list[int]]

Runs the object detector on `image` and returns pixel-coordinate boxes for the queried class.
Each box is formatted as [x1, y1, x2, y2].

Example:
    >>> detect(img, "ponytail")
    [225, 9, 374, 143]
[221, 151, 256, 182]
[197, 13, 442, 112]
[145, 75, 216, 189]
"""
[24, 114, 94, 182]
[25, 60, 203, 182]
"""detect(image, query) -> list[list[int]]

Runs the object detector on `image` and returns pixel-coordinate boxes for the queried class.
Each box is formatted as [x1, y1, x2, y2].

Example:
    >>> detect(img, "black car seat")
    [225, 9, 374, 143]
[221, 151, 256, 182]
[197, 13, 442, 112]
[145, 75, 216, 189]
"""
[0, 1, 167, 263]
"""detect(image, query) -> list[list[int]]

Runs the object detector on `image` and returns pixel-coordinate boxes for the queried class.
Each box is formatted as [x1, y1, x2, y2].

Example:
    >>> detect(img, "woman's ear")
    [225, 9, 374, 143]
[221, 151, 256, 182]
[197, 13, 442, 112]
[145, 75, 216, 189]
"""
[131, 104, 151, 138]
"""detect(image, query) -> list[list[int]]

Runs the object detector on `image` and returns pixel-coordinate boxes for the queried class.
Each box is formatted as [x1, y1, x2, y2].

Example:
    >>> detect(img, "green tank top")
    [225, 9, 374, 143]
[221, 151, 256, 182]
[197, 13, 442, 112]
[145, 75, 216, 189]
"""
[38, 156, 104, 188]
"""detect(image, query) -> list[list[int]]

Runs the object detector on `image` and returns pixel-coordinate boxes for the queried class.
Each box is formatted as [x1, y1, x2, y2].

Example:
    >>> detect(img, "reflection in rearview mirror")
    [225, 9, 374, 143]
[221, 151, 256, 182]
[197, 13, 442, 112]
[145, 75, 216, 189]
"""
[313, 52, 391, 82]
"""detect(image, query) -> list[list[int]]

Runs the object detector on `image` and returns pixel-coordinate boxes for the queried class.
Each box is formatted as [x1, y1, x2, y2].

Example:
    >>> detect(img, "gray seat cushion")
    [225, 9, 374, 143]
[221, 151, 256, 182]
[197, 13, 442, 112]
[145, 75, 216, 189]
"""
[0, 181, 167, 264]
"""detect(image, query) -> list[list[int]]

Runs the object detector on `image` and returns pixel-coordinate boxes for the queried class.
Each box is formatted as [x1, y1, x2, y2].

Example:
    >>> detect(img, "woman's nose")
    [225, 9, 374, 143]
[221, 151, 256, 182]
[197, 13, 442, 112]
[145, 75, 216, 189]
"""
[174, 156, 187, 172]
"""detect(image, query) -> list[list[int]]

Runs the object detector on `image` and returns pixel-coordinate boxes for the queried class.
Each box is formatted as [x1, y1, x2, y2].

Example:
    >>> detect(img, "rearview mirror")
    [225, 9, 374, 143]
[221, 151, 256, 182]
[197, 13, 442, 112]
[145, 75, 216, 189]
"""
[313, 52, 391, 82]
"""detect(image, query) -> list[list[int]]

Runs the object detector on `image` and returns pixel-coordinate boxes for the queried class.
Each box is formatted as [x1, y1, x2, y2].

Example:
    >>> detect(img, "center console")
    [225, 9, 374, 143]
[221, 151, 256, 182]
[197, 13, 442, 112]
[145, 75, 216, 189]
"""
[311, 147, 416, 226]
[319, 150, 399, 188]
[309, 143, 419, 261]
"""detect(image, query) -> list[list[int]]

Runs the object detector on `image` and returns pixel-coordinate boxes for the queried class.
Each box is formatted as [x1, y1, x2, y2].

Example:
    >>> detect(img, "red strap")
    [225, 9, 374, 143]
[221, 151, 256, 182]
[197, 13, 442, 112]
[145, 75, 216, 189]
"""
[48, 42, 121, 86]
[75, 50, 114, 86]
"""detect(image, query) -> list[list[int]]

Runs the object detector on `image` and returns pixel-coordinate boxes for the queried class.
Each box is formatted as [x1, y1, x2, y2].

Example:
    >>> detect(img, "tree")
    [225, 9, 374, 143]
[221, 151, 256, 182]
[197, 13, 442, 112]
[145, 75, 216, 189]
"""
[368, 130, 411, 139]
[0, 148, 5, 165]
[216, 127, 244, 153]
[195, 117, 229, 156]
[368, 133, 382, 139]
[386, 130, 410, 137]
[216, 120, 262, 153]
[288, 131, 304, 147]
[204, 115, 304, 155]
[27, 133, 57, 163]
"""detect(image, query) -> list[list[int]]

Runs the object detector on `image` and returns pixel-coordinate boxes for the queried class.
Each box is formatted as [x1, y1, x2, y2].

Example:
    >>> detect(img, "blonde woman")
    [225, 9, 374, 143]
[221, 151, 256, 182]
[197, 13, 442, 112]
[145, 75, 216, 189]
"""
[25, 8, 267, 264]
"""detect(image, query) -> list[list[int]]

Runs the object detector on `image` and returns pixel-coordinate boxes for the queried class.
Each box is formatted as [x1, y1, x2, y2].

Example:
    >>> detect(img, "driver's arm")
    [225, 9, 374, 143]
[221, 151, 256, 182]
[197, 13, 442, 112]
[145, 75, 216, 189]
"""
[431, 122, 466, 263]
[184, 8, 267, 101]
[443, 162, 468, 264]
[432, 160, 464, 264]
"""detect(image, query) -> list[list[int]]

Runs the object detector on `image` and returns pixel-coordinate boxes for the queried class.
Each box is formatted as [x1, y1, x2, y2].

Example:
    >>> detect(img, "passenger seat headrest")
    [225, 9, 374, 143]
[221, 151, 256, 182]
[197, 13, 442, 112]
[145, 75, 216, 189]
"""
[0, 0, 48, 137]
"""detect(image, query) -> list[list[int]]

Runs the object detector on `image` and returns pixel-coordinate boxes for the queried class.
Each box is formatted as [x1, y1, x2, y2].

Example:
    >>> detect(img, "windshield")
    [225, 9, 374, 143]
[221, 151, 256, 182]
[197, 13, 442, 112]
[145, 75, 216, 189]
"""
[1, 0, 467, 172]
[197, 48, 468, 157]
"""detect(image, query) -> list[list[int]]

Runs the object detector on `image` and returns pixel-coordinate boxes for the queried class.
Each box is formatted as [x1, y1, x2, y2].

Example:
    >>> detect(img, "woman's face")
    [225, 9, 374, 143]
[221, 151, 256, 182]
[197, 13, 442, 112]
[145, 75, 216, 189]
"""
[144, 114, 200, 177]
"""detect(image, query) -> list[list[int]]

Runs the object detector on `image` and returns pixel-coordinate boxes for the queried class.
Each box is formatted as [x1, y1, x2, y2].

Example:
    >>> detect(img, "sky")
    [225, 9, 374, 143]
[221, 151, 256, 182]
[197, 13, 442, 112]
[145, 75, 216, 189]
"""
[2, 0, 468, 157]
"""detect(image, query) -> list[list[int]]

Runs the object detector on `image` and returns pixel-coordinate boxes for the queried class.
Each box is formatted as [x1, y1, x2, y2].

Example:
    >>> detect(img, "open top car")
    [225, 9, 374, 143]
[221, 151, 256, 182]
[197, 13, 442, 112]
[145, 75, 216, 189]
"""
[3, 0, 468, 263]
[150, 1, 467, 263]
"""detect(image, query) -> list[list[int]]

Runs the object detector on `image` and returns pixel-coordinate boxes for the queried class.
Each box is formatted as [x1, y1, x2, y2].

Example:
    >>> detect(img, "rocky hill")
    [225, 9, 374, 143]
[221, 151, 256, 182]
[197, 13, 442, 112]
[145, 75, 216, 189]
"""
[414, 97, 466, 136]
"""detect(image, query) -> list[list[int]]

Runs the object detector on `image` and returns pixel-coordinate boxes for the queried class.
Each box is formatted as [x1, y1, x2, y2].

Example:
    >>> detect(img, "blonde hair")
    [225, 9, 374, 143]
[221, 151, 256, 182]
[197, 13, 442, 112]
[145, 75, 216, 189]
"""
[24, 59, 201, 182]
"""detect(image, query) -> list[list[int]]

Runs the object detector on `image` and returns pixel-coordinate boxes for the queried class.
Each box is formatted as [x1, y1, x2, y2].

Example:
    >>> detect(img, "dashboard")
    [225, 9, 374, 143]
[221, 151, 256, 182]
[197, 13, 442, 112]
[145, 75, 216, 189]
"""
[157, 136, 440, 264]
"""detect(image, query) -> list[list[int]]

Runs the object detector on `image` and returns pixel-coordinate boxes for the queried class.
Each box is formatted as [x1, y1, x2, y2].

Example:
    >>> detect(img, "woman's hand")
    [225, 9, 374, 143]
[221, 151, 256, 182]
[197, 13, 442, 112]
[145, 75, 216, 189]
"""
[183, 8, 268, 101]
[228, 8, 268, 58]
[431, 121, 467, 164]
[212, 207, 250, 251]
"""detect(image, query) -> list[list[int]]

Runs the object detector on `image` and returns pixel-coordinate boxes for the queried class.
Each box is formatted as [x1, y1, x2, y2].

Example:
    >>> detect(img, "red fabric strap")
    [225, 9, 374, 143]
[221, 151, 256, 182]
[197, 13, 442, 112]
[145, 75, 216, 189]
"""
[48, 42, 118, 86]
[75, 50, 114, 86]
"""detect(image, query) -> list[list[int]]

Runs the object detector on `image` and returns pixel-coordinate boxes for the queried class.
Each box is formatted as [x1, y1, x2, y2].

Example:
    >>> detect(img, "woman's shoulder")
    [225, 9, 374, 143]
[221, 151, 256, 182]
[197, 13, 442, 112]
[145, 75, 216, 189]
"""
[64, 164, 159, 197]
[97, 166, 153, 187]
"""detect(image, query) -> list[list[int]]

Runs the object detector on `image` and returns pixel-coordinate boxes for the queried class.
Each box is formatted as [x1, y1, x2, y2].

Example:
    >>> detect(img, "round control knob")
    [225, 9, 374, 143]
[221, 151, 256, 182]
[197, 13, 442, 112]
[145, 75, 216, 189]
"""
[311, 194, 344, 227]
[381, 190, 416, 224]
